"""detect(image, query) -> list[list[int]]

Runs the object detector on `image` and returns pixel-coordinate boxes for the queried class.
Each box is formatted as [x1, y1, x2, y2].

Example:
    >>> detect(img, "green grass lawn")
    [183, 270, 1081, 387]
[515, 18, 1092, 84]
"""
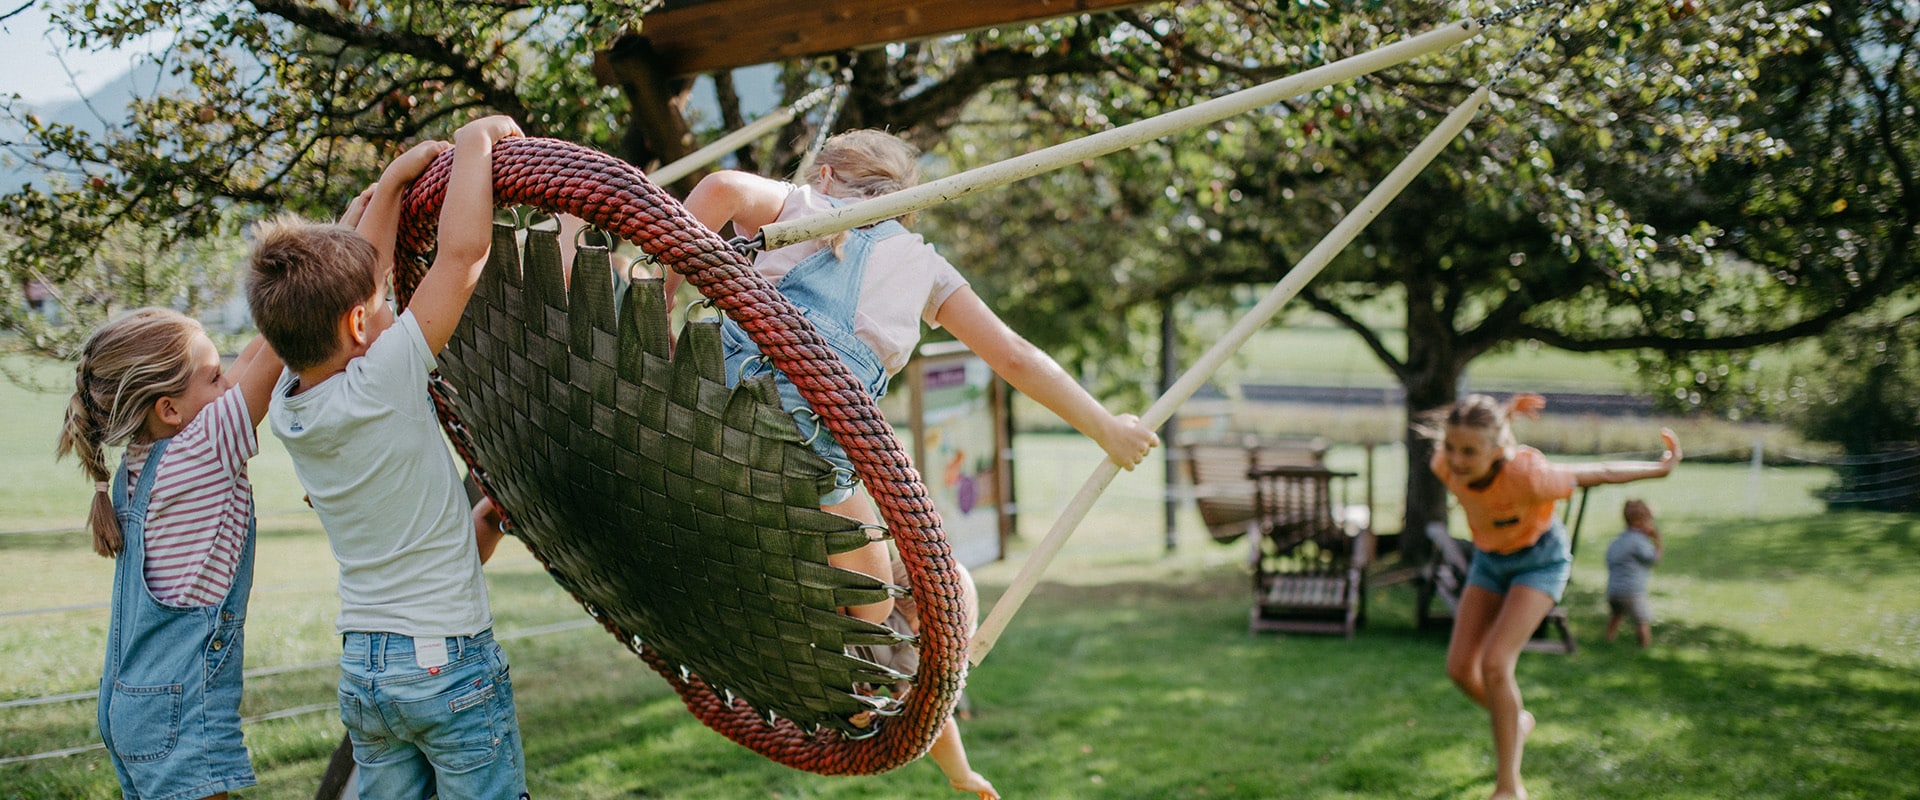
[4, 358, 1917, 798]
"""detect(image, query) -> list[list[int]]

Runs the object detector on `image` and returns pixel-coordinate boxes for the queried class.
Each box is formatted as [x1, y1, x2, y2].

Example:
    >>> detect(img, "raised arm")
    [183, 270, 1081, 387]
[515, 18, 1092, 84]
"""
[409, 115, 523, 355]
[666, 170, 791, 309]
[228, 336, 284, 428]
[355, 140, 452, 289]
[1567, 429, 1682, 487]
[933, 287, 1158, 470]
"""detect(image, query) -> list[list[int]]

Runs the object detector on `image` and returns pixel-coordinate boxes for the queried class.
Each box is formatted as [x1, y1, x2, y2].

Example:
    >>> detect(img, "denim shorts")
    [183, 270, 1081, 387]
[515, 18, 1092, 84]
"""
[337, 630, 527, 800]
[768, 368, 861, 507]
[1468, 521, 1573, 602]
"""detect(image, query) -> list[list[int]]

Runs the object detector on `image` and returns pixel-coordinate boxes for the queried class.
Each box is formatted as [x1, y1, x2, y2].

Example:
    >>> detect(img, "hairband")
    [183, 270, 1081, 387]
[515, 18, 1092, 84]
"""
[95, 481, 110, 494]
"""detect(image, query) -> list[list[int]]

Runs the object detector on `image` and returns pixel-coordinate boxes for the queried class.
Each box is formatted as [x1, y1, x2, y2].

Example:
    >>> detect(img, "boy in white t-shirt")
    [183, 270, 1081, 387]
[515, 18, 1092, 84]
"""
[246, 115, 528, 799]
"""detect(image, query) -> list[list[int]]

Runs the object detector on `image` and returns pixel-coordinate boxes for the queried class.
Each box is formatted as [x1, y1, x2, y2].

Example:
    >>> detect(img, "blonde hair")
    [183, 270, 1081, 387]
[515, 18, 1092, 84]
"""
[246, 214, 378, 371]
[57, 308, 204, 557]
[1418, 394, 1520, 451]
[798, 129, 921, 256]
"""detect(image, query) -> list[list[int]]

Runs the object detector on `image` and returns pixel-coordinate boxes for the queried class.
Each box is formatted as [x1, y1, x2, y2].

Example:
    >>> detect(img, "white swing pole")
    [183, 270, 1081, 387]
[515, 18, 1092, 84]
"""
[648, 82, 842, 186]
[970, 85, 1494, 665]
[759, 19, 1483, 250]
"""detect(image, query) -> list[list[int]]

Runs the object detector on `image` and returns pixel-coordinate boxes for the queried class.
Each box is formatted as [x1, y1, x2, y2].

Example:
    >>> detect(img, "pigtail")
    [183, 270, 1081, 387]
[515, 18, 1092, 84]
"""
[55, 307, 203, 557]
[57, 369, 123, 557]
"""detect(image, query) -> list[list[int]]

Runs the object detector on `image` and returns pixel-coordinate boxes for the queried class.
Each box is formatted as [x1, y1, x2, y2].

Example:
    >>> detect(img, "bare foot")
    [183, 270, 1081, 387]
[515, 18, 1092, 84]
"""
[1489, 789, 1528, 800]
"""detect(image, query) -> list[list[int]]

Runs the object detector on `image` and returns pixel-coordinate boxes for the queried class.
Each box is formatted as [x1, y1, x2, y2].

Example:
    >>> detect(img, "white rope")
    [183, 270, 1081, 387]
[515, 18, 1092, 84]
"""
[648, 81, 843, 186]
[758, 19, 1485, 250]
[971, 85, 1495, 665]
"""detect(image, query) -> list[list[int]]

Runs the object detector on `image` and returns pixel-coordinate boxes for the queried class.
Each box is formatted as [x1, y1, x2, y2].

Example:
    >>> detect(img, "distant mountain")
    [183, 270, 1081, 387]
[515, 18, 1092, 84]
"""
[1, 57, 173, 193]
[2, 60, 785, 194]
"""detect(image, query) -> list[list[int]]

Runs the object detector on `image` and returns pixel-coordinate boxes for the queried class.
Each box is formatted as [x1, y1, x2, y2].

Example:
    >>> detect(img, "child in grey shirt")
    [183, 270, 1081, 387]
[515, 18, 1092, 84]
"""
[1605, 499, 1663, 648]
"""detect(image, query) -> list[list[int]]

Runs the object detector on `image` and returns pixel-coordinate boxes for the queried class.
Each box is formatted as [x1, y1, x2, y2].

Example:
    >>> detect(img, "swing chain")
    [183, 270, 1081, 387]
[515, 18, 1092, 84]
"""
[1485, 0, 1586, 88]
[805, 59, 856, 159]
[728, 232, 766, 256]
[1475, 0, 1563, 28]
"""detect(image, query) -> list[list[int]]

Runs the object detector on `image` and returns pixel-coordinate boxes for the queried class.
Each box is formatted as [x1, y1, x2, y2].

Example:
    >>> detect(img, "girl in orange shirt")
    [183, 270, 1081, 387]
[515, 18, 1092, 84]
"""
[1430, 393, 1679, 800]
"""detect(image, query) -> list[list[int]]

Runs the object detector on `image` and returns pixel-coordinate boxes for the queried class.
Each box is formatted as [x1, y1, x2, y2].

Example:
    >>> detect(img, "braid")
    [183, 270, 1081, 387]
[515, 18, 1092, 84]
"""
[56, 308, 202, 557]
[58, 363, 123, 557]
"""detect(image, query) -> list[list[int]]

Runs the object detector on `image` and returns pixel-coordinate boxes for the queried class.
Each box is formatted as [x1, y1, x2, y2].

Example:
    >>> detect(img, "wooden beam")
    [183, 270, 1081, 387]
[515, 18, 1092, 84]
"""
[640, 0, 1158, 77]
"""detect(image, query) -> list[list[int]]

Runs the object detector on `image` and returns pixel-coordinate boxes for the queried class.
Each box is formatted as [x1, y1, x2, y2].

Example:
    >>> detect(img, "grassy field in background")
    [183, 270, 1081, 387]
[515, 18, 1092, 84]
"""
[4, 450, 1915, 798]
[3, 333, 1914, 800]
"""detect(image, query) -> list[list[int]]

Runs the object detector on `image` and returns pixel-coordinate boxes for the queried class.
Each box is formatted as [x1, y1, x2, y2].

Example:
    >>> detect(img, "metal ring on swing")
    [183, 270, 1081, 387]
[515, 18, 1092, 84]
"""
[791, 407, 828, 446]
[683, 296, 720, 321]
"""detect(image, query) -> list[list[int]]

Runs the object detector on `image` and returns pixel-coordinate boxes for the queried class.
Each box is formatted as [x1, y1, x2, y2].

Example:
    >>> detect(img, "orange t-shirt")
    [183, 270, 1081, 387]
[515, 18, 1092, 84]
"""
[1430, 446, 1576, 554]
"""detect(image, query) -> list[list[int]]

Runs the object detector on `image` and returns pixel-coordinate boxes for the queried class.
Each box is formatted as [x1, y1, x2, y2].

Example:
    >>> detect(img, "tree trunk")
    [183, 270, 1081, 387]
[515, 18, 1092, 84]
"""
[1397, 302, 1467, 565]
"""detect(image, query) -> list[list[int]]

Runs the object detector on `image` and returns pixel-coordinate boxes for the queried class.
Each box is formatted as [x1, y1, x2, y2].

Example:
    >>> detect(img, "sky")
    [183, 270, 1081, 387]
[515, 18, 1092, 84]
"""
[0, 3, 161, 106]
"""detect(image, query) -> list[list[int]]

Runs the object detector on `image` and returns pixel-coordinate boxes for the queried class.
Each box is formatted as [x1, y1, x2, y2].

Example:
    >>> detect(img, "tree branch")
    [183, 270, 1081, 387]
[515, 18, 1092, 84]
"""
[1301, 288, 1407, 376]
[0, 1, 32, 24]
[1510, 300, 1868, 353]
[883, 33, 1120, 132]
[245, 0, 534, 132]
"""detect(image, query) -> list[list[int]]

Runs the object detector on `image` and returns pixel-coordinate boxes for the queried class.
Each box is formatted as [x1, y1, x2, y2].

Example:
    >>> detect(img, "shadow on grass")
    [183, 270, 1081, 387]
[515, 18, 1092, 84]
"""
[1659, 512, 1920, 582]
[1527, 616, 1919, 799]
[9, 559, 1913, 799]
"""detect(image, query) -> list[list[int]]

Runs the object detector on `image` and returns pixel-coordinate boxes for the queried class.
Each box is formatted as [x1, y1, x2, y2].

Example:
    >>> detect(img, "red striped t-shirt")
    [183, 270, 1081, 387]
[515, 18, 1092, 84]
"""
[122, 386, 257, 607]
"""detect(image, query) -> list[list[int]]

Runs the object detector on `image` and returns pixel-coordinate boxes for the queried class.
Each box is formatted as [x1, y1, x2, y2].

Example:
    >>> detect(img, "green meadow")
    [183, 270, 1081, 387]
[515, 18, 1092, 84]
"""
[3, 350, 1915, 798]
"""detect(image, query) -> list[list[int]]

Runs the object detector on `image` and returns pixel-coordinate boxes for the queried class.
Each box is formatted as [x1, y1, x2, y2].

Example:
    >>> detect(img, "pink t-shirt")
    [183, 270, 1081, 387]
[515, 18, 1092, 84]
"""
[1430, 445, 1575, 554]
[123, 386, 257, 607]
[752, 185, 970, 375]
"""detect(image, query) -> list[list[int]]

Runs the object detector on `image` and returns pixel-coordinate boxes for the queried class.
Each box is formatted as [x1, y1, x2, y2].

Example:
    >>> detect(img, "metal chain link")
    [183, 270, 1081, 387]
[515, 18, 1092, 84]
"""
[1476, 0, 1565, 28]
[1485, 0, 1588, 88]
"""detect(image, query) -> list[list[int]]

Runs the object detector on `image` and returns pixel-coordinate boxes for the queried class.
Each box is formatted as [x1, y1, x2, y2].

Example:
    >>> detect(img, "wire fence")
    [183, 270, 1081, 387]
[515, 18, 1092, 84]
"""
[0, 618, 598, 766]
[1782, 446, 1920, 510]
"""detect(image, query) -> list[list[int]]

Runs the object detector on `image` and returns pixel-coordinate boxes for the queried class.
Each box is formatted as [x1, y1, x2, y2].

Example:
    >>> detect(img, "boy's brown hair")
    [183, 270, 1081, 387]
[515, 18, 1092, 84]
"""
[246, 214, 378, 371]
[1623, 498, 1653, 528]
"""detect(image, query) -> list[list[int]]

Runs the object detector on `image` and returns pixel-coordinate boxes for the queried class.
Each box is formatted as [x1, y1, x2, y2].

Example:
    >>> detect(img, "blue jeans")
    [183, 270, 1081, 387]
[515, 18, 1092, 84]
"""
[1467, 522, 1573, 602]
[337, 630, 527, 799]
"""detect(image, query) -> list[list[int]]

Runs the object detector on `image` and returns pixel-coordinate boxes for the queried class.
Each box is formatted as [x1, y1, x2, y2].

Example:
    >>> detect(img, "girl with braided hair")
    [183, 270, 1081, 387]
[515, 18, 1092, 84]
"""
[58, 308, 282, 800]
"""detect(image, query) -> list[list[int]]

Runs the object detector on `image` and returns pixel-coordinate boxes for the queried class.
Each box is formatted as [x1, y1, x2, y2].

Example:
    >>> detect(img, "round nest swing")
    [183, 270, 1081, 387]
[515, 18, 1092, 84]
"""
[389, 137, 968, 775]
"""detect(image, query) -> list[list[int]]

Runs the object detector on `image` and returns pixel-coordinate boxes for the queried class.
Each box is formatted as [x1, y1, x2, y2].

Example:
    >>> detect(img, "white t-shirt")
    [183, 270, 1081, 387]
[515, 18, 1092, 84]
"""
[753, 185, 970, 375]
[268, 311, 491, 638]
[123, 386, 257, 607]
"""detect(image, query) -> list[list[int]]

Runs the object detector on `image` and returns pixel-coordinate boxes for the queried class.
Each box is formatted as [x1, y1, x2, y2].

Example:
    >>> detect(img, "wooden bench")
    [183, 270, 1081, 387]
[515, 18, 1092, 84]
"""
[1247, 464, 1372, 638]
[1181, 436, 1328, 545]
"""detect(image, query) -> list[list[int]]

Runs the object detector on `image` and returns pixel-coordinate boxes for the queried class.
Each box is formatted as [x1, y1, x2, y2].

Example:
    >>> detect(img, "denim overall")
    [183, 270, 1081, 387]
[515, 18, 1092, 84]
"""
[722, 218, 907, 505]
[99, 438, 258, 799]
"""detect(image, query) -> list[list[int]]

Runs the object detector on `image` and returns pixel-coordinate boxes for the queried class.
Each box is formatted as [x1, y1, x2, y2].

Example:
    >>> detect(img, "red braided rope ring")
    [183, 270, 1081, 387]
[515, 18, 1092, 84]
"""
[391, 137, 966, 774]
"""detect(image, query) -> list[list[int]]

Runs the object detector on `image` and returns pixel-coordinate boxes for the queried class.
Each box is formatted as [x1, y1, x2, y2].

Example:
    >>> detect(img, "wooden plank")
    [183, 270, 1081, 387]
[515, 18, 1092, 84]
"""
[642, 0, 1161, 76]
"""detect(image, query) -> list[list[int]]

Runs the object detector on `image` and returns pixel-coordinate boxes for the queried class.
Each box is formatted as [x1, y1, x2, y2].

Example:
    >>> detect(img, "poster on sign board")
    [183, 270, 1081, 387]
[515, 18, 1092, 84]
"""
[908, 343, 1006, 568]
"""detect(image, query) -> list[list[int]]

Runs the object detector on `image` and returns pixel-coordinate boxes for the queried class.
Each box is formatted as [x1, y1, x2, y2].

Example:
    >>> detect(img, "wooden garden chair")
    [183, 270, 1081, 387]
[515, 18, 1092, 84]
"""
[1182, 436, 1328, 545]
[1246, 464, 1372, 638]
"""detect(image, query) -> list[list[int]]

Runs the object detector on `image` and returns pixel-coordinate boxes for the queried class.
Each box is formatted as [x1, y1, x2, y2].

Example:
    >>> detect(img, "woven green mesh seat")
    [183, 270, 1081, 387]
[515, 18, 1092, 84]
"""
[390, 138, 968, 775]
